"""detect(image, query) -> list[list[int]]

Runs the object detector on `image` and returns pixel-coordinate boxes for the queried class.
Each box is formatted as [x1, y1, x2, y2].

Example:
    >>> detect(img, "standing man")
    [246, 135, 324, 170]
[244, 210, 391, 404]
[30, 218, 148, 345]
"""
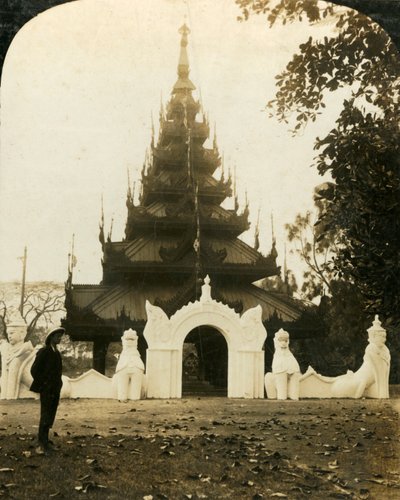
[30, 327, 65, 454]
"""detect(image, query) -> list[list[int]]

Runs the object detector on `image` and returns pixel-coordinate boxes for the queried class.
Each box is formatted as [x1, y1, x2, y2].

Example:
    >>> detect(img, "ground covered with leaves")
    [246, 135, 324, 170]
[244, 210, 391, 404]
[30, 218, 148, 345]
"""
[0, 397, 399, 499]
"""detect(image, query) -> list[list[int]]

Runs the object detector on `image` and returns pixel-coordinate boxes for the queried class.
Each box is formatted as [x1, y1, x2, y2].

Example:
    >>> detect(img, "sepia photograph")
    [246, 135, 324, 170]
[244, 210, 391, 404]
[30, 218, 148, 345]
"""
[0, 0, 399, 498]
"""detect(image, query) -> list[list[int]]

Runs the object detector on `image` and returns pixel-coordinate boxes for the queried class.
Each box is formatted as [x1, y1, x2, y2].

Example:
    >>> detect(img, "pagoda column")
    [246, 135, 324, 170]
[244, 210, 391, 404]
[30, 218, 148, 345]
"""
[93, 339, 109, 374]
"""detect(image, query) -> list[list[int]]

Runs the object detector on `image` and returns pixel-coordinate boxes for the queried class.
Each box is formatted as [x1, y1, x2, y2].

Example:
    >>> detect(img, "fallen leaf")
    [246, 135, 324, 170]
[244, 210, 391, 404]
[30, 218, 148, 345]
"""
[78, 474, 91, 482]
[365, 478, 385, 485]
[242, 480, 254, 486]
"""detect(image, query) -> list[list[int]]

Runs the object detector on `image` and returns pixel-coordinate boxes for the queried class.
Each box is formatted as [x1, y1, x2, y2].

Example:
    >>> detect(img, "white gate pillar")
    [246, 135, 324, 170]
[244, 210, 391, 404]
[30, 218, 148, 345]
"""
[146, 348, 181, 398]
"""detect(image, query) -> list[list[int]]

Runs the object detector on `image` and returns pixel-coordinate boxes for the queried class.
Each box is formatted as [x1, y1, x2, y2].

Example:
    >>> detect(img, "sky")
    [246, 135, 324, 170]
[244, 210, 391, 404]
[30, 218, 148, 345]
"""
[0, 0, 345, 284]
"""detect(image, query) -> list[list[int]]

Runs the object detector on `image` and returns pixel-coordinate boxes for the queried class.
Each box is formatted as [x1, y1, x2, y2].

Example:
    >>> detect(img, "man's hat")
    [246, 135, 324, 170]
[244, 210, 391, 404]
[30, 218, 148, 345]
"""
[45, 327, 65, 345]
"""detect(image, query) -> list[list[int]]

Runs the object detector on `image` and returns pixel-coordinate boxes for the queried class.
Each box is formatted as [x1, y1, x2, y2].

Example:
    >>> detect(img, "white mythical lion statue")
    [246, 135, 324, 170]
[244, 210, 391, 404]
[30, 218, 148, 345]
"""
[265, 329, 301, 400]
[113, 329, 145, 402]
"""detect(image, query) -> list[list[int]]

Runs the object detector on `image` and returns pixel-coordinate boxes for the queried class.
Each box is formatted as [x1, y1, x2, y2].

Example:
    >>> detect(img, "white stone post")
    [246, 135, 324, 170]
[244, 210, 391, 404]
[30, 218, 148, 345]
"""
[237, 351, 265, 398]
[146, 349, 181, 398]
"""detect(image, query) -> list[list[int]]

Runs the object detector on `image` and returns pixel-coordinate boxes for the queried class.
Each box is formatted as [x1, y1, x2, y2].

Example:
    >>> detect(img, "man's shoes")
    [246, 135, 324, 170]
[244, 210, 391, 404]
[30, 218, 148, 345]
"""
[35, 445, 47, 455]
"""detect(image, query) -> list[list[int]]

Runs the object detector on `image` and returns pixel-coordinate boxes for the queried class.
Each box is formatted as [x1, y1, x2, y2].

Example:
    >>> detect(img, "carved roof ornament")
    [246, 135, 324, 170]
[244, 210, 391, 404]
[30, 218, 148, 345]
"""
[200, 275, 212, 303]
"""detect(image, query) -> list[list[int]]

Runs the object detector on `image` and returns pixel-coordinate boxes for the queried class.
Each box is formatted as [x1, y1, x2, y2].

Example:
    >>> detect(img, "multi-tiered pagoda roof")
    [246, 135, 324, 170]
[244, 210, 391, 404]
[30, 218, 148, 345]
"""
[63, 25, 306, 371]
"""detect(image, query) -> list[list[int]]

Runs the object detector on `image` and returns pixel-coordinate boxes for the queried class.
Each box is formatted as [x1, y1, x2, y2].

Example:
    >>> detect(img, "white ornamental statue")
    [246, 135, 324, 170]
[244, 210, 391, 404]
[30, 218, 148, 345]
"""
[265, 329, 301, 400]
[114, 329, 145, 401]
[0, 316, 37, 399]
[331, 315, 391, 398]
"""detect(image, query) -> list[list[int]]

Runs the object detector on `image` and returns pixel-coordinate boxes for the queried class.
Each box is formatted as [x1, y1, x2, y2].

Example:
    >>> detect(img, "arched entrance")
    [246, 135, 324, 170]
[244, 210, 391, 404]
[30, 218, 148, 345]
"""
[182, 326, 228, 397]
[143, 276, 267, 398]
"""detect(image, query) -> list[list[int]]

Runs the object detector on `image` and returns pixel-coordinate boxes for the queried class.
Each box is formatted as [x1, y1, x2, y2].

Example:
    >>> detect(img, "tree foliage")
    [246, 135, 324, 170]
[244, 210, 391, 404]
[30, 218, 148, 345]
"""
[238, 0, 400, 328]
[285, 202, 335, 300]
[236, 0, 334, 25]
[315, 103, 400, 325]
[267, 8, 399, 132]
[285, 200, 370, 368]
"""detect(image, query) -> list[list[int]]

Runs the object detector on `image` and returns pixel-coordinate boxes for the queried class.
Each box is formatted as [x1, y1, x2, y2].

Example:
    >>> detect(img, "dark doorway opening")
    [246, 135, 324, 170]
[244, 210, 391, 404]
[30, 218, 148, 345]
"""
[182, 326, 227, 397]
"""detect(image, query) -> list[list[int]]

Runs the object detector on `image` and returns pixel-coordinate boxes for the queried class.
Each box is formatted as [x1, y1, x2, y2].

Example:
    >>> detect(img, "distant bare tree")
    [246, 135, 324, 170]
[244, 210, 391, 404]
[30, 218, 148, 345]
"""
[0, 285, 65, 341]
[22, 288, 65, 337]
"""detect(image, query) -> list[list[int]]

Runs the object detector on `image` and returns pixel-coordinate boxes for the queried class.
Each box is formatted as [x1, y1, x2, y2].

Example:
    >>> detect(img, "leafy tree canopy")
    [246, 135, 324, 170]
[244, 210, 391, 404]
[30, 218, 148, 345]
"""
[237, 0, 400, 327]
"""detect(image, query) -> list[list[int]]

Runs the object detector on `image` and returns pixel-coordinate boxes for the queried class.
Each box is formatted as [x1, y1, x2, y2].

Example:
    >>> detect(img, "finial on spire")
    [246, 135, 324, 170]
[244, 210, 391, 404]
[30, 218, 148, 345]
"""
[178, 24, 190, 75]
[179, 23, 190, 44]
[213, 123, 217, 150]
[173, 23, 196, 93]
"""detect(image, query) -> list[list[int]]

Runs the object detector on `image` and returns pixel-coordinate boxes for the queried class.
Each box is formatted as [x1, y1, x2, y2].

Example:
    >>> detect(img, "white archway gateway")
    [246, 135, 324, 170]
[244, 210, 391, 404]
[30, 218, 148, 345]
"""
[143, 276, 267, 398]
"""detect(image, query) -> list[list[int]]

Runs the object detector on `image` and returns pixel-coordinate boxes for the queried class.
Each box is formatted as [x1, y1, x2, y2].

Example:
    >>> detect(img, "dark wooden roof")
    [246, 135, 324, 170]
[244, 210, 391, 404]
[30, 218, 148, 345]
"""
[66, 281, 304, 326]
[102, 235, 278, 280]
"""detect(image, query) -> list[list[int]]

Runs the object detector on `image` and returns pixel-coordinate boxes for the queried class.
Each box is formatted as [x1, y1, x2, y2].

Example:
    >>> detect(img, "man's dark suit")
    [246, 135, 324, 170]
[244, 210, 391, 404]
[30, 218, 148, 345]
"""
[30, 345, 63, 448]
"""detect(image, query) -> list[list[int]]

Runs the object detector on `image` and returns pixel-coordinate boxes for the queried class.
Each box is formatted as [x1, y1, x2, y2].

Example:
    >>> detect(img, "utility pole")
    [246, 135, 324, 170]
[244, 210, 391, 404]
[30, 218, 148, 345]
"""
[19, 246, 27, 315]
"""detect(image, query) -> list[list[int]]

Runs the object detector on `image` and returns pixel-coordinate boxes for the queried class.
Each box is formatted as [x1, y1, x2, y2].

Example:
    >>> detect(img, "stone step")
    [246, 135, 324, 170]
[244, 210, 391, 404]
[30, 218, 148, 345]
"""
[182, 379, 227, 396]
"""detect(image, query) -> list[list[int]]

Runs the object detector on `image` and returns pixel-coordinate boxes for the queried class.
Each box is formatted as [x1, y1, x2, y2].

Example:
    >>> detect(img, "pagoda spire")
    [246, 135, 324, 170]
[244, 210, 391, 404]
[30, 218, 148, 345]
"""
[127, 168, 132, 203]
[233, 165, 239, 212]
[270, 212, 278, 260]
[159, 92, 164, 123]
[151, 111, 155, 147]
[283, 243, 288, 282]
[213, 123, 217, 151]
[99, 196, 105, 247]
[173, 24, 196, 94]
[254, 208, 261, 251]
